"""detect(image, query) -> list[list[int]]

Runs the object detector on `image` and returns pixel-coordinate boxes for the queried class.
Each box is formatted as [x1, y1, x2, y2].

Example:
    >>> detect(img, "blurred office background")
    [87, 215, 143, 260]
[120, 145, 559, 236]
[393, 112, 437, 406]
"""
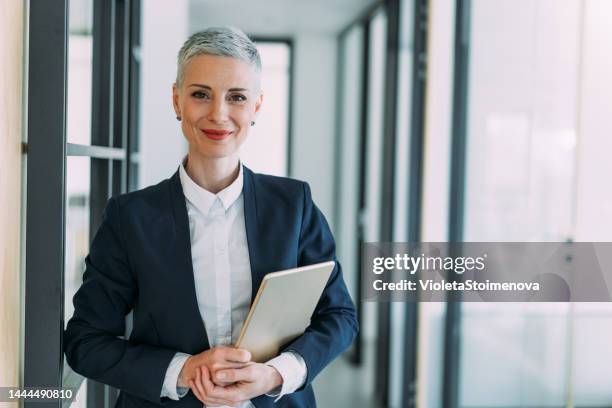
[2, 0, 612, 407]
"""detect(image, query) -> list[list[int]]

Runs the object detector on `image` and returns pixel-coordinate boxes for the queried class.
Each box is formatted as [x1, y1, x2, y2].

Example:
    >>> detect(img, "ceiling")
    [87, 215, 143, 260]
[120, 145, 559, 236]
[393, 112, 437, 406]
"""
[189, 0, 380, 36]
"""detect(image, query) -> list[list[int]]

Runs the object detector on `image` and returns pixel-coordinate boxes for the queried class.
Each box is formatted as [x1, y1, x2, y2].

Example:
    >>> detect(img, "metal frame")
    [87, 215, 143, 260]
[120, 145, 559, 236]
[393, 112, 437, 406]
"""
[250, 37, 295, 178]
[24, 2, 69, 405]
[334, 8, 428, 408]
[351, 17, 372, 367]
[401, 0, 430, 406]
[333, 30, 346, 248]
[87, 1, 138, 406]
[66, 144, 126, 159]
[331, 0, 389, 385]
[375, 0, 401, 406]
[92, 0, 115, 148]
[25, 1, 141, 407]
[336, 8, 378, 369]
[443, 0, 472, 407]
[127, 0, 142, 191]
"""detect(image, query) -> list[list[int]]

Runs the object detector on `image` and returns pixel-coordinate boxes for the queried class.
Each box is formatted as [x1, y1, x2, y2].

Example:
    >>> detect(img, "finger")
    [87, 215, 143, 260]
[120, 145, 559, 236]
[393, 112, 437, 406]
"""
[211, 376, 236, 387]
[193, 363, 208, 402]
[188, 379, 204, 403]
[192, 368, 229, 407]
[209, 360, 250, 380]
[215, 364, 257, 384]
[221, 347, 251, 363]
[202, 365, 245, 403]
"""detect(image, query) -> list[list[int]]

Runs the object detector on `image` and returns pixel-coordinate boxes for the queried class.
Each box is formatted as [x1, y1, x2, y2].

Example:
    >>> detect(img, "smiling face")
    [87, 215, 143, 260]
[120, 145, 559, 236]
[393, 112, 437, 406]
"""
[172, 54, 263, 162]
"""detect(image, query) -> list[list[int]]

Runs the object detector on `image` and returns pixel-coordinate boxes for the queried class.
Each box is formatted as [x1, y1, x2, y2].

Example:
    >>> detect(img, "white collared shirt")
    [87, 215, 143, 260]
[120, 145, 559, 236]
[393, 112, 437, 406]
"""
[160, 160, 307, 407]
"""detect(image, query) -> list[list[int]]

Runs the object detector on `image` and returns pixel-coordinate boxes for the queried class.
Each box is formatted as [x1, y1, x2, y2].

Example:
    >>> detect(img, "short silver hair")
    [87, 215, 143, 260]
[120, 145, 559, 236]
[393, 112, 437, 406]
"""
[176, 26, 261, 87]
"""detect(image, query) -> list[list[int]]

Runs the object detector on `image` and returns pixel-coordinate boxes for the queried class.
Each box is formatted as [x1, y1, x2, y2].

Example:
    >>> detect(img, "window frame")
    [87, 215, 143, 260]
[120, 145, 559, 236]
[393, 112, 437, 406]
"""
[24, 1, 141, 407]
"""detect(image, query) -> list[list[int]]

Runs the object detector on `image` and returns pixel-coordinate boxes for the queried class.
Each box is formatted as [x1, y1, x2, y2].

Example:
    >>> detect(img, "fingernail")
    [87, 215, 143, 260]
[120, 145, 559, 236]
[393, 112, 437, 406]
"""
[217, 372, 226, 380]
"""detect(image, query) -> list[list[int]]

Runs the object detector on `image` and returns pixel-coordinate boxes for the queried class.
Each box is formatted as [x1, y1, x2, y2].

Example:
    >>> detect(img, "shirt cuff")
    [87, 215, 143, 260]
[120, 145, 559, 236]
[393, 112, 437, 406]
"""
[264, 351, 307, 402]
[161, 352, 191, 400]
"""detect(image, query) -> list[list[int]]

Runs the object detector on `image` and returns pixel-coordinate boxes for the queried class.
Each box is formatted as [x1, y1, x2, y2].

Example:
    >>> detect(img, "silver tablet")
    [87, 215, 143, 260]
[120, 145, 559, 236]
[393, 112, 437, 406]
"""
[235, 261, 335, 362]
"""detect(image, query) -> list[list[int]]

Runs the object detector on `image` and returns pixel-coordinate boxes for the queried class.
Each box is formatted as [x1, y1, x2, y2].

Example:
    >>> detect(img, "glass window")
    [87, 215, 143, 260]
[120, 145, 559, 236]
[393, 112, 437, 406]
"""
[463, 0, 579, 242]
[364, 9, 387, 244]
[458, 0, 596, 406]
[67, 0, 94, 145]
[240, 42, 291, 176]
[336, 25, 364, 310]
[72, 378, 88, 408]
[64, 156, 91, 326]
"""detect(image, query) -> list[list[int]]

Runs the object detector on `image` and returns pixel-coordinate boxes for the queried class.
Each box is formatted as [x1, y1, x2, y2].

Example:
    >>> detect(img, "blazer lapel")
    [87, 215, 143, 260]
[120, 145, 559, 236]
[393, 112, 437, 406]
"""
[169, 170, 210, 352]
[242, 166, 266, 305]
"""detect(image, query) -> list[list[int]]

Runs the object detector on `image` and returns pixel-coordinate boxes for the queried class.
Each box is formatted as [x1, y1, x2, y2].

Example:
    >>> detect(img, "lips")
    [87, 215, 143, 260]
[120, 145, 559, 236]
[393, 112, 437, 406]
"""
[202, 129, 233, 141]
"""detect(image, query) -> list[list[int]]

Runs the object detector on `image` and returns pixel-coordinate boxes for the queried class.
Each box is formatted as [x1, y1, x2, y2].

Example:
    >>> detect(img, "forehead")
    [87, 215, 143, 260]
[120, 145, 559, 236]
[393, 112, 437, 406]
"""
[183, 54, 258, 89]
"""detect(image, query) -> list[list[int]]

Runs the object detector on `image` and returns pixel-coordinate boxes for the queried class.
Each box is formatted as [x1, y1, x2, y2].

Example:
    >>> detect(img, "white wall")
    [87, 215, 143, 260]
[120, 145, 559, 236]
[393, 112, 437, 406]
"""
[139, 0, 189, 188]
[290, 33, 338, 227]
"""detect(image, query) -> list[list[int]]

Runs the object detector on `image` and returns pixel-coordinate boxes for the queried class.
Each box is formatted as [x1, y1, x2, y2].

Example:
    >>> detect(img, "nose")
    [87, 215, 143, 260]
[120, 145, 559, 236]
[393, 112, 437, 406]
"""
[208, 98, 229, 124]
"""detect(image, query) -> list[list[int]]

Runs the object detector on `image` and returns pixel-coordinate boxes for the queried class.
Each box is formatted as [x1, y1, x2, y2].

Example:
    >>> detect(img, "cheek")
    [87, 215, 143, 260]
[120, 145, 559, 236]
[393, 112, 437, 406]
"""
[234, 107, 254, 127]
[182, 101, 207, 121]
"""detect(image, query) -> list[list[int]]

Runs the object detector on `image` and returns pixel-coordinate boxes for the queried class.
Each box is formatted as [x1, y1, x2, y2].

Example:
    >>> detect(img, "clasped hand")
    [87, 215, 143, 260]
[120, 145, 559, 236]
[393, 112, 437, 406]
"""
[178, 346, 282, 407]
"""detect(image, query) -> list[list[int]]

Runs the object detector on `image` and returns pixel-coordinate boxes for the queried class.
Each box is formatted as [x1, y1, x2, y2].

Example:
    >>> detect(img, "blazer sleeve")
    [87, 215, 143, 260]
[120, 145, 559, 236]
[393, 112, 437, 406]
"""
[63, 197, 176, 404]
[283, 182, 359, 390]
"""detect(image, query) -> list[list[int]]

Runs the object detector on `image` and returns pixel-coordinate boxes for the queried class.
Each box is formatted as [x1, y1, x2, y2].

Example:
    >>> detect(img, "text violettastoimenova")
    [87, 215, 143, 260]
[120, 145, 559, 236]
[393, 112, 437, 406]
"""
[373, 279, 541, 292]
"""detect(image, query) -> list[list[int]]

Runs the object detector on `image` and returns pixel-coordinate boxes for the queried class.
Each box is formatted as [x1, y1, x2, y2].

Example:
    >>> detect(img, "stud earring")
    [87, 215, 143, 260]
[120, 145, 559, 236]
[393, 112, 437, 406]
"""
[176, 115, 181, 121]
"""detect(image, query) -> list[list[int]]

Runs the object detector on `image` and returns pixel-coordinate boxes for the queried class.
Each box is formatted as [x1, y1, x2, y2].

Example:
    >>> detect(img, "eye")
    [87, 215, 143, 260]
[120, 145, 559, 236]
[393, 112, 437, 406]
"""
[228, 94, 247, 102]
[192, 91, 210, 99]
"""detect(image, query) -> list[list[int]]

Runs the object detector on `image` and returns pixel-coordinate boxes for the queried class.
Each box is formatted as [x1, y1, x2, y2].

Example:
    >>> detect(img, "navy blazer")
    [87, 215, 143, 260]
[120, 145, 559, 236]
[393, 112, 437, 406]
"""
[64, 166, 358, 408]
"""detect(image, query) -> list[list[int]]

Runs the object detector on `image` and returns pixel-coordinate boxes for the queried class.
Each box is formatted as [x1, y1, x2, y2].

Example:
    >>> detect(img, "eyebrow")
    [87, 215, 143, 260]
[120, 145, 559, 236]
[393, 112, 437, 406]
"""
[188, 83, 250, 92]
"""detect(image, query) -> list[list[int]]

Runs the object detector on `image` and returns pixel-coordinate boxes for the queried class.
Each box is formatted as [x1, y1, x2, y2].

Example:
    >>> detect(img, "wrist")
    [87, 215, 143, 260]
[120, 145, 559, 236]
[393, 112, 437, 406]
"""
[178, 356, 194, 388]
[266, 365, 283, 393]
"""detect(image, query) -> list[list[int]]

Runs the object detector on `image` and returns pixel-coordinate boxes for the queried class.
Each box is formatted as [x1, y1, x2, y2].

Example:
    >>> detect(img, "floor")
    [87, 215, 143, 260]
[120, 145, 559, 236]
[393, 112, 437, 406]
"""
[313, 340, 381, 408]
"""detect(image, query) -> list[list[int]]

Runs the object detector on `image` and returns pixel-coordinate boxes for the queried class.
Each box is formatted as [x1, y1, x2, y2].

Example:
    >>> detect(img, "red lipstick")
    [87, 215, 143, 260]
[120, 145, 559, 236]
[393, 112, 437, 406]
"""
[202, 129, 233, 141]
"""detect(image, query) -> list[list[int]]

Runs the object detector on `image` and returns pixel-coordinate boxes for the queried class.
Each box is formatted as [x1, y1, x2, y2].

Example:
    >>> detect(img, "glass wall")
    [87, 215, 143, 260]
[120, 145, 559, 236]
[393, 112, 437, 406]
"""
[336, 25, 364, 318]
[67, 0, 94, 145]
[331, 2, 429, 406]
[241, 41, 291, 176]
[463, 0, 578, 243]
[64, 156, 91, 327]
[458, 0, 612, 406]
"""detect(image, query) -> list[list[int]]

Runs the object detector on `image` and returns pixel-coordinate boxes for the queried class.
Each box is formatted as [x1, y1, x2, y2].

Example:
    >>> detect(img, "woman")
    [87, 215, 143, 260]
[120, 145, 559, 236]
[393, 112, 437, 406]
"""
[64, 27, 357, 408]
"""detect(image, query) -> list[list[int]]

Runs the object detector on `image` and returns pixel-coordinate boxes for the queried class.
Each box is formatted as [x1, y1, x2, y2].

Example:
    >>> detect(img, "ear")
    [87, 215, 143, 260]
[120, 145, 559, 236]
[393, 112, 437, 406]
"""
[172, 83, 181, 117]
[254, 91, 264, 117]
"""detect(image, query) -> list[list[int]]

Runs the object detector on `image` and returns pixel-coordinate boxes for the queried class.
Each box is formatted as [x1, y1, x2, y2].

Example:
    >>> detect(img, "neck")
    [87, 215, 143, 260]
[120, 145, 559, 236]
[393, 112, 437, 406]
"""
[185, 152, 240, 194]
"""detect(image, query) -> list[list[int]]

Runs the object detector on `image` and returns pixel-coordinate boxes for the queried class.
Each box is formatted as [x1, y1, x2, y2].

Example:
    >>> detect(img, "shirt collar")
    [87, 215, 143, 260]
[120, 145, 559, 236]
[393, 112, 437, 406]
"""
[178, 157, 243, 215]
